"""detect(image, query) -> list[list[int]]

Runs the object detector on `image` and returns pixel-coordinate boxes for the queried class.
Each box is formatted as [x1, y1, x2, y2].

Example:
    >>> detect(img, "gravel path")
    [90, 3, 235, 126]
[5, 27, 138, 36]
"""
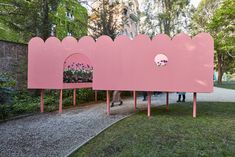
[0, 87, 235, 157]
[0, 104, 126, 157]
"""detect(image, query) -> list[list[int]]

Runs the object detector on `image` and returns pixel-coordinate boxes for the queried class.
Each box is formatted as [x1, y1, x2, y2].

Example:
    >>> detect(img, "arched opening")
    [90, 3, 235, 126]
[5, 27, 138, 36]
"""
[58, 53, 96, 113]
[63, 53, 93, 84]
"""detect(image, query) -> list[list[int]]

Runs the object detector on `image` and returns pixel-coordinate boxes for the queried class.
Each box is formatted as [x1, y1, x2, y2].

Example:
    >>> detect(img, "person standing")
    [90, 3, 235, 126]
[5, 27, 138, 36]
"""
[142, 92, 147, 101]
[177, 92, 186, 102]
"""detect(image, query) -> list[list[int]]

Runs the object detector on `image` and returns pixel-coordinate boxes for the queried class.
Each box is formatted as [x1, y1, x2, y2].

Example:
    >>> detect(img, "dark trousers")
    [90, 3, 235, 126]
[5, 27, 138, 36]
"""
[177, 94, 185, 101]
[143, 92, 147, 100]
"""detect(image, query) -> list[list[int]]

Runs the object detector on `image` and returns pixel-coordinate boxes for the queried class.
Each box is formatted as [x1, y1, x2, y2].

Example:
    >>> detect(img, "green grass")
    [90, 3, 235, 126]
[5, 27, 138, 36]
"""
[71, 102, 235, 157]
[214, 81, 235, 90]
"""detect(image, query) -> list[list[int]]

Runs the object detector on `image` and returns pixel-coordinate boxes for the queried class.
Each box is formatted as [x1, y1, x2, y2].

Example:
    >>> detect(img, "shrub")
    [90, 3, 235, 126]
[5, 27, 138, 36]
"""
[77, 89, 95, 103]
[0, 73, 16, 104]
[0, 73, 16, 119]
[12, 102, 39, 115]
[0, 104, 11, 120]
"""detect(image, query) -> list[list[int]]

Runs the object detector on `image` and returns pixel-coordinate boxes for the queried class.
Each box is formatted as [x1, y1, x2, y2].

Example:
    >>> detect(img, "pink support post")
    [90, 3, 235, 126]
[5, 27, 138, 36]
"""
[40, 89, 44, 113]
[193, 92, 197, 118]
[59, 89, 63, 113]
[166, 92, 169, 111]
[147, 92, 151, 117]
[73, 89, 76, 106]
[133, 91, 137, 112]
[106, 90, 110, 115]
[95, 90, 98, 102]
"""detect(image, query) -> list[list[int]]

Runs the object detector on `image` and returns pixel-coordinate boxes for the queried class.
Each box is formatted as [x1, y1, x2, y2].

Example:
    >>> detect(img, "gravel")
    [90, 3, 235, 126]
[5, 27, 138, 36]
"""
[0, 104, 126, 157]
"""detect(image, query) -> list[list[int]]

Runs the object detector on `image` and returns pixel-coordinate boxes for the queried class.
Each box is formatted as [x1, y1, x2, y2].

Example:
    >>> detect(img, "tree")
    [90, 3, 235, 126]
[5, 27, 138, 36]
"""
[191, 0, 235, 85]
[50, 0, 88, 40]
[190, 0, 221, 35]
[0, 0, 55, 40]
[140, 0, 193, 37]
[88, 0, 123, 39]
[208, 0, 235, 84]
[0, 0, 88, 42]
[139, 0, 158, 37]
[157, 0, 191, 36]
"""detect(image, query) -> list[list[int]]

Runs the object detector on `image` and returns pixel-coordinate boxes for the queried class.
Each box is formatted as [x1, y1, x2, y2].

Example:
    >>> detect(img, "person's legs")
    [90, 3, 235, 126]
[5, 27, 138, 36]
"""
[182, 94, 186, 102]
[143, 92, 147, 101]
[112, 91, 118, 107]
[117, 92, 123, 105]
[177, 94, 181, 102]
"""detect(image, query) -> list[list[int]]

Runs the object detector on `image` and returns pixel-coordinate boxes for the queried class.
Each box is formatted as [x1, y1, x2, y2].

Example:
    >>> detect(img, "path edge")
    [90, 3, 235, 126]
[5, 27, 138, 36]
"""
[64, 113, 135, 157]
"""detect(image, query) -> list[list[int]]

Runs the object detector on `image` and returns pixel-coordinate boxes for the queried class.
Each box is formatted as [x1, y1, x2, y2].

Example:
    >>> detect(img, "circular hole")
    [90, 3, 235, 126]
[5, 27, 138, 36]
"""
[154, 54, 168, 67]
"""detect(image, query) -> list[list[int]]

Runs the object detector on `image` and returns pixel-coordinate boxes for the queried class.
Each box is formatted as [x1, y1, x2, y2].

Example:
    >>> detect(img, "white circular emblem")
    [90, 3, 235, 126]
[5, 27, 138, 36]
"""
[154, 54, 168, 67]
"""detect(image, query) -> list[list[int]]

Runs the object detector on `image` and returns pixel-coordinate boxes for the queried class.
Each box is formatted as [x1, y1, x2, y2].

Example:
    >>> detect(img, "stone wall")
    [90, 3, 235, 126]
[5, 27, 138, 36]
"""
[0, 40, 28, 89]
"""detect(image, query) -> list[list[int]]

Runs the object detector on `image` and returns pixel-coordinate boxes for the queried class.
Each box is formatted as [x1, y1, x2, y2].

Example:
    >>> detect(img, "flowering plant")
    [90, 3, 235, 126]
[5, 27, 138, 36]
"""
[63, 62, 93, 83]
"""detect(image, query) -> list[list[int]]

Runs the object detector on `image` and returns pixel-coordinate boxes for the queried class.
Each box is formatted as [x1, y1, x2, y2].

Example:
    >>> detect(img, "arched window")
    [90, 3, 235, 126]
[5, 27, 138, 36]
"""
[63, 53, 93, 83]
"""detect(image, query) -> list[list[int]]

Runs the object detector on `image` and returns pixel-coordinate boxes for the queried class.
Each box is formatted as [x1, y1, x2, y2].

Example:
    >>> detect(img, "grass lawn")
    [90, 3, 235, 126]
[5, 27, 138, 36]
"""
[71, 102, 235, 157]
[214, 81, 235, 90]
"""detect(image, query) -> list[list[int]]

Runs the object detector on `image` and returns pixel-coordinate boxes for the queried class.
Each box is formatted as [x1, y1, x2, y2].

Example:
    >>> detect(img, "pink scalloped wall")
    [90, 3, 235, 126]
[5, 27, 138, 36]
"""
[28, 36, 95, 89]
[28, 33, 214, 92]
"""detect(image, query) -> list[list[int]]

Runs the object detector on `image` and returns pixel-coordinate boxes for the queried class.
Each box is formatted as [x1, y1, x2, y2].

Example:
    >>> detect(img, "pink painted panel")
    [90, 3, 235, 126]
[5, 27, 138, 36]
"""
[93, 33, 214, 92]
[28, 37, 64, 89]
[28, 36, 95, 89]
[28, 33, 213, 92]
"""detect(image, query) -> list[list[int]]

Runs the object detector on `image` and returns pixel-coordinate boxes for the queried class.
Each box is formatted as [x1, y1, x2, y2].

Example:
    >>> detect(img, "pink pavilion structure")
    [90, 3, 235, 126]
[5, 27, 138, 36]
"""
[28, 33, 214, 117]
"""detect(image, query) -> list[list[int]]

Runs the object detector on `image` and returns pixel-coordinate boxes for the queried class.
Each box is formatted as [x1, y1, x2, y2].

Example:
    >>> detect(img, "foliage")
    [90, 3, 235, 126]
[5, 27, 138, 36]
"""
[191, 0, 235, 85]
[0, 0, 50, 41]
[190, 0, 221, 34]
[0, 73, 16, 119]
[214, 81, 235, 90]
[0, 0, 88, 42]
[0, 73, 16, 88]
[0, 88, 107, 120]
[50, 0, 88, 40]
[0, 104, 11, 120]
[208, 0, 235, 76]
[12, 102, 39, 115]
[0, 73, 16, 104]
[71, 102, 235, 157]
[89, 0, 122, 39]
[77, 89, 95, 103]
[140, 0, 193, 37]
[0, 22, 25, 43]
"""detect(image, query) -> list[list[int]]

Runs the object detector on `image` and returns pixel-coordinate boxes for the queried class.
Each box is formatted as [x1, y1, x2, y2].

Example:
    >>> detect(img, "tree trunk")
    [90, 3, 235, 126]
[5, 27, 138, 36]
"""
[42, 0, 50, 40]
[217, 53, 223, 85]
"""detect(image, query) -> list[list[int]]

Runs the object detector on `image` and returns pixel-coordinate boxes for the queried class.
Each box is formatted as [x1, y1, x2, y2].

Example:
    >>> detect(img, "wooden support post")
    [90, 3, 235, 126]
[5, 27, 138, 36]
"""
[106, 90, 110, 115]
[193, 92, 197, 118]
[147, 92, 151, 117]
[133, 91, 137, 112]
[95, 90, 98, 102]
[166, 92, 169, 111]
[59, 89, 63, 113]
[73, 89, 76, 106]
[40, 89, 44, 113]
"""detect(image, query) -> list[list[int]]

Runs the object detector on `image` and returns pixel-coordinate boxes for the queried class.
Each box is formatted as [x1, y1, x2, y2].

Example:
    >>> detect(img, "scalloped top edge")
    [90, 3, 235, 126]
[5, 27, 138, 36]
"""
[28, 33, 213, 44]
